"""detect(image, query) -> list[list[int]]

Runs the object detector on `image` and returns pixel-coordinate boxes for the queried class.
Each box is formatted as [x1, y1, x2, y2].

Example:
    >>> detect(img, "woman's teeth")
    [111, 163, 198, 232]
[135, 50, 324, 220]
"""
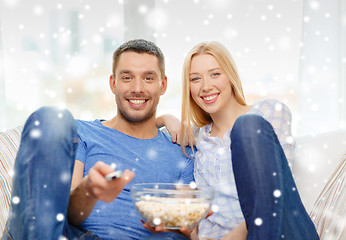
[203, 95, 217, 101]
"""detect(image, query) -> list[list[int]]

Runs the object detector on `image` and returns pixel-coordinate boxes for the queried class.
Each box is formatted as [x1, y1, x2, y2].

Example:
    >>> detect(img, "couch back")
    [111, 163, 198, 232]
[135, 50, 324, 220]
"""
[0, 126, 22, 237]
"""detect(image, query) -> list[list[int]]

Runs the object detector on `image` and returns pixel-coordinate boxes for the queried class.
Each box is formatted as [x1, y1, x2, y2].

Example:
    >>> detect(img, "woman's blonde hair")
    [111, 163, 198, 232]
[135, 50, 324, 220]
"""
[180, 41, 247, 155]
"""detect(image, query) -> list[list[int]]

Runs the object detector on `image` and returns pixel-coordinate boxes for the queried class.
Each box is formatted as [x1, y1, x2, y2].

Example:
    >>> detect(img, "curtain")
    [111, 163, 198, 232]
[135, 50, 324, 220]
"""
[298, 0, 345, 135]
[0, 16, 7, 130]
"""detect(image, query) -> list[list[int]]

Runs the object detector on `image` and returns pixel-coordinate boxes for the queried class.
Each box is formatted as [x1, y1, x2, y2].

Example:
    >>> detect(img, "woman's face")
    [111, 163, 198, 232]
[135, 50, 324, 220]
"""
[189, 54, 234, 115]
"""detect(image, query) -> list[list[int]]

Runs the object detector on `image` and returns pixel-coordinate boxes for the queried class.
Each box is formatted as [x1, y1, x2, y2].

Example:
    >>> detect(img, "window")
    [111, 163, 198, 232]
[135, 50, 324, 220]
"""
[0, 0, 345, 137]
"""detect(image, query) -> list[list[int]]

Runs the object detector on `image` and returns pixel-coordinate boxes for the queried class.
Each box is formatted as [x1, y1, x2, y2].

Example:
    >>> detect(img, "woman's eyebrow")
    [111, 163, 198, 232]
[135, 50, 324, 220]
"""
[208, 67, 221, 72]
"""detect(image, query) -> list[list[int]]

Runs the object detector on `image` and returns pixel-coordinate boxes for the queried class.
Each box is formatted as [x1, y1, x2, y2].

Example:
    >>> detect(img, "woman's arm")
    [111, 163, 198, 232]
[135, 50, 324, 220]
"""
[221, 221, 247, 240]
[156, 114, 195, 146]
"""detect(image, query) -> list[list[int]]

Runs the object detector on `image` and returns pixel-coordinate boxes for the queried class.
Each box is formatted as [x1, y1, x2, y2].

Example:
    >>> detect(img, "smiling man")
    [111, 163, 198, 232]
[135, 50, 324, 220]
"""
[3, 39, 194, 240]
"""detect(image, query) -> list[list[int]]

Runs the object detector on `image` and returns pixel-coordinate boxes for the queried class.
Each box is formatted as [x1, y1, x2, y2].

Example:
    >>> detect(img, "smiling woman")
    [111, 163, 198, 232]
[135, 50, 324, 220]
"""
[177, 40, 319, 240]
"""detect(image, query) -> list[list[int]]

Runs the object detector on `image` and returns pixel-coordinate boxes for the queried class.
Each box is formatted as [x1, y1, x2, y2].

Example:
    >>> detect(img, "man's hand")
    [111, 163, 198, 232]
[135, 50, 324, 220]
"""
[86, 161, 135, 202]
[68, 161, 134, 226]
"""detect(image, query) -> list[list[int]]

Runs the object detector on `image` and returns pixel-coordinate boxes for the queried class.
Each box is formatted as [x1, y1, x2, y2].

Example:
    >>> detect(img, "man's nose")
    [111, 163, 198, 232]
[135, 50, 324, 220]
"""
[131, 78, 144, 93]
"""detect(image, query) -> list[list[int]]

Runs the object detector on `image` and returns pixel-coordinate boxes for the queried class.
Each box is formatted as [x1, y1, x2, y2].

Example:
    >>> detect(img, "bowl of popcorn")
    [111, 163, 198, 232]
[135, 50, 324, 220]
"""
[131, 183, 214, 229]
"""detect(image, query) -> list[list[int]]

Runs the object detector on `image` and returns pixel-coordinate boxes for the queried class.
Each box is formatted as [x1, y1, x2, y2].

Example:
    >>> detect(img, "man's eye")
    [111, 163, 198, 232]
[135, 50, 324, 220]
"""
[122, 76, 131, 80]
[145, 77, 154, 81]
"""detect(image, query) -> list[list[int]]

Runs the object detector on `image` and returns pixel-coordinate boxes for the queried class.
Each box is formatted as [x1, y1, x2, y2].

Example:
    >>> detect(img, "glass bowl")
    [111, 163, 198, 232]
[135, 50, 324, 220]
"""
[131, 183, 214, 229]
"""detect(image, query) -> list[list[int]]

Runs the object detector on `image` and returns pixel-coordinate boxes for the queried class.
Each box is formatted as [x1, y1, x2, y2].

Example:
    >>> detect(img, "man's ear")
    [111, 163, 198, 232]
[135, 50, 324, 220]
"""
[109, 74, 116, 94]
[160, 76, 167, 95]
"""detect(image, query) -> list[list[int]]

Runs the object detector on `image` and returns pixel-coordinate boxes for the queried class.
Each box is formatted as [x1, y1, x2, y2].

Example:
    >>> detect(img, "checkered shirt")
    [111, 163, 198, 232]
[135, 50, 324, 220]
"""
[195, 98, 294, 239]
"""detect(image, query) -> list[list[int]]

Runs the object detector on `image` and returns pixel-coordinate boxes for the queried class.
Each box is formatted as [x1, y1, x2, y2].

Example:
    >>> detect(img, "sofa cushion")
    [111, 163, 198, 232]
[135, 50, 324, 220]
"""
[0, 126, 23, 235]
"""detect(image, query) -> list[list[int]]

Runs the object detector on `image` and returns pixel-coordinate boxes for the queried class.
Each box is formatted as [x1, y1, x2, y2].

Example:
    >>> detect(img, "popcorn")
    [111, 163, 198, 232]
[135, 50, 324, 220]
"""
[135, 197, 209, 228]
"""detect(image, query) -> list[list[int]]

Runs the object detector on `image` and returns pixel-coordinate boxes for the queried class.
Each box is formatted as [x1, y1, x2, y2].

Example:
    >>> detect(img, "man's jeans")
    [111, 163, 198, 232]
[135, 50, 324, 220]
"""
[2, 107, 187, 240]
[2, 107, 100, 240]
[231, 114, 319, 239]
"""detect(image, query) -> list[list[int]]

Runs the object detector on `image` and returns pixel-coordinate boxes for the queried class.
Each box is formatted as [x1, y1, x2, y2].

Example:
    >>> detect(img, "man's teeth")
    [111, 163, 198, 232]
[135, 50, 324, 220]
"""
[129, 99, 146, 104]
[203, 95, 217, 101]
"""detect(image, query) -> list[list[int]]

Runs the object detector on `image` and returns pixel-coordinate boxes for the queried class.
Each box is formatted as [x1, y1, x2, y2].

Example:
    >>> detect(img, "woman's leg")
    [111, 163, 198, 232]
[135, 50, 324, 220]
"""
[230, 114, 319, 240]
[3, 107, 89, 239]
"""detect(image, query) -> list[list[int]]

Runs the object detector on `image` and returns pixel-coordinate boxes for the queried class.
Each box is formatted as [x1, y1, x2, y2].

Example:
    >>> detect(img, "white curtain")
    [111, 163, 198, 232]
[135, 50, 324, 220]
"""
[298, 0, 345, 135]
[0, 16, 7, 130]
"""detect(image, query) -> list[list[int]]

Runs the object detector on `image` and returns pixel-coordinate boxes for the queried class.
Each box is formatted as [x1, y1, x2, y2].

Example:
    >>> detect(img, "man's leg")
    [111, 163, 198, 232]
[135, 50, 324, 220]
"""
[3, 107, 87, 239]
[230, 114, 319, 240]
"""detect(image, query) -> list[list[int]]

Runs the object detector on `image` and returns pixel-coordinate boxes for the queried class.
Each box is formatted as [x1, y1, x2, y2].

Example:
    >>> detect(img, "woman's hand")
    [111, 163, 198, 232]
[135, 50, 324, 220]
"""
[220, 221, 247, 240]
[156, 114, 195, 146]
[142, 220, 197, 239]
[156, 114, 184, 145]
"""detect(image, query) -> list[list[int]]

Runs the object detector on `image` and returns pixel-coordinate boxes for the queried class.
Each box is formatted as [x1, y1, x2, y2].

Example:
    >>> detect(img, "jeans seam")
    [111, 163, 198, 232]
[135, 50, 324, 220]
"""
[4, 227, 14, 240]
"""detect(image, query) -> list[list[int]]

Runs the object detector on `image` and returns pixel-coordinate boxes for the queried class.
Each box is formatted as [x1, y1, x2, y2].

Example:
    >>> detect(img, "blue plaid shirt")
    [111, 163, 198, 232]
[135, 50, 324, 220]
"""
[194, 99, 294, 239]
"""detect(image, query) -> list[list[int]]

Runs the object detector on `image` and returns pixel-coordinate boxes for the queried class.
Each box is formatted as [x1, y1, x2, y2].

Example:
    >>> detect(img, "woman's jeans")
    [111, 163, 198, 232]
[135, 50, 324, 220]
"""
[2, 107, 101, 240]
[231, 114, 319, 239]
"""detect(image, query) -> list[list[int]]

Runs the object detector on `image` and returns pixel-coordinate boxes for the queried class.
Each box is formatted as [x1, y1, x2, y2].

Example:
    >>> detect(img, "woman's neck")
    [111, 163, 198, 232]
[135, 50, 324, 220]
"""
[209, 100, 251, 138]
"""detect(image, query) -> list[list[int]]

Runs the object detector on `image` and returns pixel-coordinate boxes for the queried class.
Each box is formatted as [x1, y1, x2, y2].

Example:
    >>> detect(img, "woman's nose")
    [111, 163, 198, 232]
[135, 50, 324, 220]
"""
[202, 78, 213, 91]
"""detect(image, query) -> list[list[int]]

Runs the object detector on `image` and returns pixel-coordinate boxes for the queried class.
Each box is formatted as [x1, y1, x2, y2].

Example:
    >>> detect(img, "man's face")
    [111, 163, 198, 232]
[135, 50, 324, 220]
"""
[111, 51, 167, 123]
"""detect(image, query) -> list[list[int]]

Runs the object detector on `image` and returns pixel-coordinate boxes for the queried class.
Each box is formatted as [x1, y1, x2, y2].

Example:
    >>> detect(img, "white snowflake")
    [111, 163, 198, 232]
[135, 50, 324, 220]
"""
[138, 5, 148, 14]
[30, 129, 41, 138]
[146, 8, 168, 30]
[60, 171, 71, 183]
[147, 148, 158, 159]
[254, 218, 263, 226]
[56, 213, 64, 222]
[189, 182, 197, 189]
[12, 196, 20, 204]
[33, 5, 43, 15]
[211, 204, 219, 212]
[273, 189, 281, 198]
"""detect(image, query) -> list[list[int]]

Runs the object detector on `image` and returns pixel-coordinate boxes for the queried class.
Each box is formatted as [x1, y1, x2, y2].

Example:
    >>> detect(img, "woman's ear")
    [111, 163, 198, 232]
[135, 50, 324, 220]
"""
[109, 74, 116, 94]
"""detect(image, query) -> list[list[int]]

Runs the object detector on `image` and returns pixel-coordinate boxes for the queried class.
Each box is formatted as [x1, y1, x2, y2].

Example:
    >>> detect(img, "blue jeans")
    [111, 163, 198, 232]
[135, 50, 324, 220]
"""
[2, 107, 101, 240]
[2, 107, 187, 240]
[231, 114, 319, 239]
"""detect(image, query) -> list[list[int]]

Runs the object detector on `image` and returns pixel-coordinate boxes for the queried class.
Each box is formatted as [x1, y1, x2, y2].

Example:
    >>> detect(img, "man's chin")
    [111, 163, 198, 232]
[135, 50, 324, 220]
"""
[119, 111, 155, 123]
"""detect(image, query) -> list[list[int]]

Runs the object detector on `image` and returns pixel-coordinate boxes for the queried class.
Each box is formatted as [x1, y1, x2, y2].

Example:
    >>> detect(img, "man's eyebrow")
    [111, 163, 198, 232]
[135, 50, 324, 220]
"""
[119, 70, 131, 75]
[143, 71, 158, 76]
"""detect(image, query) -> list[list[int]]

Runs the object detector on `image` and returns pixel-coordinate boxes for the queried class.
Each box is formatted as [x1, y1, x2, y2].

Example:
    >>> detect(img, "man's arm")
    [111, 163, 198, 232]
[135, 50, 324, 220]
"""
[67, 160, 135, 226]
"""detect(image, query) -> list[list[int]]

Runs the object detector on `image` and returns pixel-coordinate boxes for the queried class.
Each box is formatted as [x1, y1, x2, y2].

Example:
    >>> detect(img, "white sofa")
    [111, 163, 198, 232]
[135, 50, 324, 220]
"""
[0, 126, 345, 239]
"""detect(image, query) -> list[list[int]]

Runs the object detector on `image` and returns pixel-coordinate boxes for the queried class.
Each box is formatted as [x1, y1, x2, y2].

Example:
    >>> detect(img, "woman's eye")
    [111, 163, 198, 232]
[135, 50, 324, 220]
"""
[190, 77, 200, 82]
[211, 72, 220, 77]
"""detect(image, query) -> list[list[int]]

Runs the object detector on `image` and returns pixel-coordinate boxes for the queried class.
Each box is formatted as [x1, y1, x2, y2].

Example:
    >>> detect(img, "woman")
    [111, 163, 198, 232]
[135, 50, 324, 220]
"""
[161, 41, 319, 240]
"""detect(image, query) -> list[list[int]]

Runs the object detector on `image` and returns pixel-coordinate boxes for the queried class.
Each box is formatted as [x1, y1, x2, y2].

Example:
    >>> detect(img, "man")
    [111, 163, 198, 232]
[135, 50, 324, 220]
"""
[3, 39, 194, 240]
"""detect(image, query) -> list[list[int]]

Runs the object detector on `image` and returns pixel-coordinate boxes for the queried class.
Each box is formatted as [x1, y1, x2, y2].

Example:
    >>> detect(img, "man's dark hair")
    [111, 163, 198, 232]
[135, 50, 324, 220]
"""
[112, 39, 165, 79]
